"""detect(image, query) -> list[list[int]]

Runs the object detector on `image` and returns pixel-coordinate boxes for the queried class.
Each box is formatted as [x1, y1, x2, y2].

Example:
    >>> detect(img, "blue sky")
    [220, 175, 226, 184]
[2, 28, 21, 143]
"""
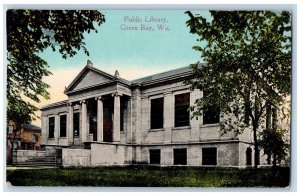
[39, 10, 210, 74]
[33, 10, 210, 126]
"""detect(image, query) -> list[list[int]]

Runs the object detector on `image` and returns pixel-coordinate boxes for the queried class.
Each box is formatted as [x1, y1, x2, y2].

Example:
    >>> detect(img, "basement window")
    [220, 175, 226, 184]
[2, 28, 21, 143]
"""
[60, 115, 67, 137]
[48, 117, 55, 139]
[202, 147, 217, 165]
[173, 148, 187, 165]
[150, 97, 164, 129]
[174, 93, 190, 127]
[149, 149, 161, 164]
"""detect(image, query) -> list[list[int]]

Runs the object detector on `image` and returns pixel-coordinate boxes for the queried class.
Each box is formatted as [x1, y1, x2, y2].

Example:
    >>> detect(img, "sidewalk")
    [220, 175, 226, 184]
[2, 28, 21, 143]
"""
[6, 165, 58, 170]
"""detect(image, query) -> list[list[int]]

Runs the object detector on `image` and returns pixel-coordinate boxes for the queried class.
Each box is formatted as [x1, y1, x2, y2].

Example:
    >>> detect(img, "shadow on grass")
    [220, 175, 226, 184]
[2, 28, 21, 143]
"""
[6, 166, 290, 187]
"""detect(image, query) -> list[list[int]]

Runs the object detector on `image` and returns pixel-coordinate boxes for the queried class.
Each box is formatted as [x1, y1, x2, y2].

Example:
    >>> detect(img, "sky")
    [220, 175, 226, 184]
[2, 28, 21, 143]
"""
[33, 10, 210, 126]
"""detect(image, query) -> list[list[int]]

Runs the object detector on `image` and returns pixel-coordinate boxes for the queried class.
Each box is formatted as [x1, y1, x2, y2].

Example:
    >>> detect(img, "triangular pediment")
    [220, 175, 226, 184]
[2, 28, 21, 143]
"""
[65, 65, 115, 93]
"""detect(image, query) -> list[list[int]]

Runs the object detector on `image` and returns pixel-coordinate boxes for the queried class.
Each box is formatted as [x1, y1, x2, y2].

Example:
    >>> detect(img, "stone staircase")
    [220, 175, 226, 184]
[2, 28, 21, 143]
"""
[15, 155, 57, 167]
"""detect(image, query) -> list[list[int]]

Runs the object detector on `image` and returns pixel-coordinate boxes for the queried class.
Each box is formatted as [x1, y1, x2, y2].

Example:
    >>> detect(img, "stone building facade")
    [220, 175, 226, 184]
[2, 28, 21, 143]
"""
[41, 60, 255, 167]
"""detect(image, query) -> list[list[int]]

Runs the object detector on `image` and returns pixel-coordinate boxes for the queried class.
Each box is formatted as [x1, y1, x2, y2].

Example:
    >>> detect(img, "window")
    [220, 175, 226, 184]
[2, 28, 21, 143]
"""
[202, 147, 217, 165]
[150, 97, 164, 129]
[174, 93, 190, 127]
[32, 134, 38, 143]
[60, 115, 67, 137]
[149, 149, 161, 164]
[246, 147, 252, 166]
[173, 148, 187, 165]
[48, 117, 55, 139]
[203, 106, 220, 124]
[88, 99, 97, 134]
[120, 98, 127, 131]
[73, 113, 80, 137]
[203, 90, 220, 124]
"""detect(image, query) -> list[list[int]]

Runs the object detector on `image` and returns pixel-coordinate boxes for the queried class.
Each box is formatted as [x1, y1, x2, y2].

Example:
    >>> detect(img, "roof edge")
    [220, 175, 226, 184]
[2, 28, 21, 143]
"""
[40, 100, 68, 111]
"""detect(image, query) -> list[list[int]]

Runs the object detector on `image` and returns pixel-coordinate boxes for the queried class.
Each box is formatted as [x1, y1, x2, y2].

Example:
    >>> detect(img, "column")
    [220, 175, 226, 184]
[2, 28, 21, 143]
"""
[41, 116, 47, 145]
[113, 93, 121, 142]
[68, 103, 74, 145]
[96, 96, 103, 142]
[131, 88, 142, 144]
[190, 89, 201, 142]
[81, 100, 87, 143]
[54, 114, 59, 144]
[163, 92, 173, 144]
[126, 98, 132, 144]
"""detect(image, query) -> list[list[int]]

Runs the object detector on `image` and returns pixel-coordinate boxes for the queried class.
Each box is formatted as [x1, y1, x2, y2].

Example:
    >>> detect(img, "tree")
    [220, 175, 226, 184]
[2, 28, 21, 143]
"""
[7, 10, 105, 124]
[185, 11, 291, 168]
[6, 10, 105, 164]
[259, 127, 288, 167]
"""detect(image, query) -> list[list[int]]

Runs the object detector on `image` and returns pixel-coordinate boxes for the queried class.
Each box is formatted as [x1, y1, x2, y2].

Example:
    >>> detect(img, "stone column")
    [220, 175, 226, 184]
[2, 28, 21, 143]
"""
[68, 103, 74, 145]
[113, 93, 121, 142]
[81, 100, 87, 143]
[163, 92, 173, 144]
[41, 116, 47, 145]
[132, 87, 142, 144]
[190, 89, 201, 142]
[54, 114, 59, 144]
[126, 98, 132, 144]
[96, 96, 103, 142]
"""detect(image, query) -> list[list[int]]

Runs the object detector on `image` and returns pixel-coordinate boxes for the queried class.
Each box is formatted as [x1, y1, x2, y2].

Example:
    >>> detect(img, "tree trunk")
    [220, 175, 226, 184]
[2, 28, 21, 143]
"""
[266, 101, 271, 129]
[253, 122, 259, 169]
[9, 130, 17, 165]
[253, 96, 260, 169]
[272, 153, 277, 167]
[9, 123, 20, 165]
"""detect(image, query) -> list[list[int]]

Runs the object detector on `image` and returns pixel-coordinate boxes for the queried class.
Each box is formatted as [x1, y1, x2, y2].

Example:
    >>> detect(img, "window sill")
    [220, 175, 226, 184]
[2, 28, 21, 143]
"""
[172, 126, 191, 130]
[200, 123, 219, 128]
[59, 137, 67, 139]
[48, 138, 55, 140]
[149, 128, 164, 132]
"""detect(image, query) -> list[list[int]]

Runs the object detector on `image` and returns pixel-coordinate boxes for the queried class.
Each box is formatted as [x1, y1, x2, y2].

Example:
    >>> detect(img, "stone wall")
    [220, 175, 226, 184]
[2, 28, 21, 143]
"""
[62, 148, 91, 167]
[16, 150, 46, 163]
[141, 142, 240, 167]
[91, 143, 132, 166]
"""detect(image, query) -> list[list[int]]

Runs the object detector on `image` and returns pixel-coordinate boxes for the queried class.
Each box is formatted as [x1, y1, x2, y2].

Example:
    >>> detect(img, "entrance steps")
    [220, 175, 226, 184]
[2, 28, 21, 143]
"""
[15, 155, 56, 167]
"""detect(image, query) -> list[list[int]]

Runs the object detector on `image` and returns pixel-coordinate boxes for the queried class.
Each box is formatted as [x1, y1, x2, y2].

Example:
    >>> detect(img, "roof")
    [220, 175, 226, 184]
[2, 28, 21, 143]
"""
[40, 100, 68, 111]
[131, 66, 192, 83]
[64, 62, 131, 94]
[23, 124, 41, 131]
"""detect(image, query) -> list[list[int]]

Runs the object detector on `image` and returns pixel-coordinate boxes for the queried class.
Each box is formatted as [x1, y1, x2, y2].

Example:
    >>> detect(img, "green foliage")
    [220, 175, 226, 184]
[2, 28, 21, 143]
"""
[259, 128, 289, 166]
[6, 10, 105, 125]
[185, 11, 291, 167]
[6, 166, 290, 187]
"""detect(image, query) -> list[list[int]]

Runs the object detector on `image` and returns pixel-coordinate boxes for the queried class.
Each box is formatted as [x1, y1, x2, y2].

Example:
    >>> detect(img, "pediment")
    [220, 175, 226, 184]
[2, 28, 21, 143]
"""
[65, 65, 115, 93]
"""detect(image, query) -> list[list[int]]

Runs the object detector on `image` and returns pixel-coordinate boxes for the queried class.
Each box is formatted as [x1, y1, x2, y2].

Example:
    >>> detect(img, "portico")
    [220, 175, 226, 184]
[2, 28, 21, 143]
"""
[62, 62, 131, 145]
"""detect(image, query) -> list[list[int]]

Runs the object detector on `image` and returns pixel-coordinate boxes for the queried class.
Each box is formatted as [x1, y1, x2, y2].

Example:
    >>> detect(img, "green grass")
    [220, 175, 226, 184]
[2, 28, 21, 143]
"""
[6, 166, 290, 187]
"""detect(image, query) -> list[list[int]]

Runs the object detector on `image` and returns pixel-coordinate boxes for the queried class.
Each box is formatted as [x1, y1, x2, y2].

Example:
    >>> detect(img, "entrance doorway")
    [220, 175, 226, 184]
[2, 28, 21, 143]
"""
[103, 96, 113, 142]
[87, 99, 97, 141]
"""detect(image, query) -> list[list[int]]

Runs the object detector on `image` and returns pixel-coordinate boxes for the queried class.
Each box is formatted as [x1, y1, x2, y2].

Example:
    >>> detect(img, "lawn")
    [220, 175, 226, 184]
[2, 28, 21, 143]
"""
[6, 166, 290, 187]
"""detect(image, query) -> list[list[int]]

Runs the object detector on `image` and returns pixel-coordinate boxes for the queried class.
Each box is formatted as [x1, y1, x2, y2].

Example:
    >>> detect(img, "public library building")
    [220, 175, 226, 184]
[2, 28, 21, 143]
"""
[40, 60, 256, 167]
